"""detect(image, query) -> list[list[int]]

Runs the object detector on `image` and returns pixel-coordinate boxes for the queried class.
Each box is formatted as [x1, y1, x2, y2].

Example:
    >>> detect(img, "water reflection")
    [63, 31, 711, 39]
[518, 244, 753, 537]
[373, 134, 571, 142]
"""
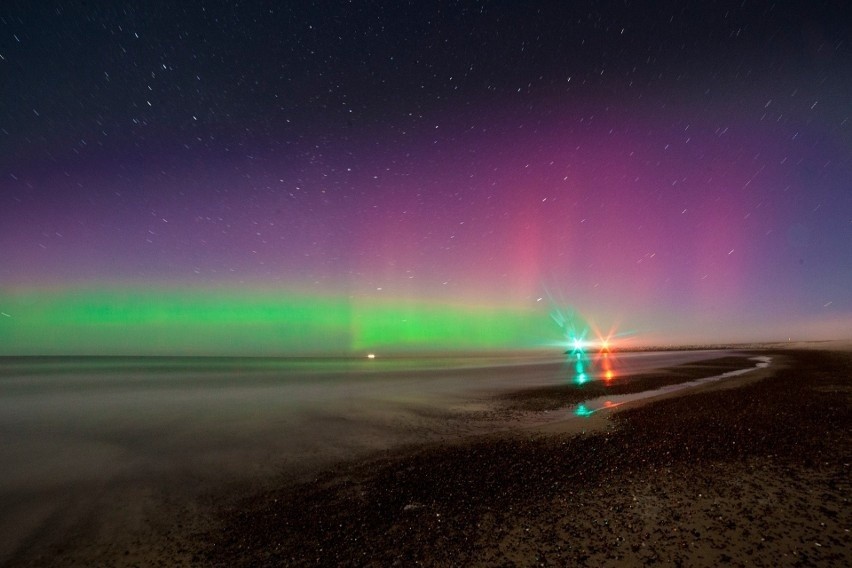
[566, 344, 620, 384]
[572, 349, 589, 384]
[570, 356, 772, 418]
[598, 352, 616, 382]
[574, 403, 594, 417]
[574, 399, 619, 416]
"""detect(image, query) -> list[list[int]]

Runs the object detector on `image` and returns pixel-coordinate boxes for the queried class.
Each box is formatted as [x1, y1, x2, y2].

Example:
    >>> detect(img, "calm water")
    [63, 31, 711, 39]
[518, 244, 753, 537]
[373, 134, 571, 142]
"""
[0, 350, 726, 562]
[0, 351, 729, 487]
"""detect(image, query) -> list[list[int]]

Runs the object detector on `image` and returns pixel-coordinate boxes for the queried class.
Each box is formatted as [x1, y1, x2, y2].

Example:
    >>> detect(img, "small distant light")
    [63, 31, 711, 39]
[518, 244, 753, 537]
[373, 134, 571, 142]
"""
[366, 353, 376, 359]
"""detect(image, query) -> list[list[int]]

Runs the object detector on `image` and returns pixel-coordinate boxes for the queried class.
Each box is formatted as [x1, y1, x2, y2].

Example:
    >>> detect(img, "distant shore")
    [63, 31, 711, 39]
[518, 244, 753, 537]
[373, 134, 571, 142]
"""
[193, 347, 850, 567]
[612, 339, 852, 352]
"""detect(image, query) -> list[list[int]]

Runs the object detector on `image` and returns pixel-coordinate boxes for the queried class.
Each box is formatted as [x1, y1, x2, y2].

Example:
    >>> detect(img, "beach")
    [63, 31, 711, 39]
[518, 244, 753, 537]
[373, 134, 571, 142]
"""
[203, 348, 850, 567]
[4, 348, 850, 566]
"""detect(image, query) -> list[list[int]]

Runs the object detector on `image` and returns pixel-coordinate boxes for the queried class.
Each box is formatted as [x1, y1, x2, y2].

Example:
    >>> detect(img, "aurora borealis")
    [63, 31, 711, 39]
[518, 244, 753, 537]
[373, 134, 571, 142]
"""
[0, 290, 563, 355]
[1, 2, 850, 355]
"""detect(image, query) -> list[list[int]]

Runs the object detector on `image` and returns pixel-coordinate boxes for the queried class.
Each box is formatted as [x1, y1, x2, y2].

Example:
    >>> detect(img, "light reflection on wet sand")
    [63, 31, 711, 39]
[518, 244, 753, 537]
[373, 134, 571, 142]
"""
[570, 355, 772, 416]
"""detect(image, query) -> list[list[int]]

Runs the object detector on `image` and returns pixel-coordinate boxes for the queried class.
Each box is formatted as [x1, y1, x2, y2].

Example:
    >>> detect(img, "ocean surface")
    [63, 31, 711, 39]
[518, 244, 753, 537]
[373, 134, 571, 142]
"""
[0, 350, 727, 562]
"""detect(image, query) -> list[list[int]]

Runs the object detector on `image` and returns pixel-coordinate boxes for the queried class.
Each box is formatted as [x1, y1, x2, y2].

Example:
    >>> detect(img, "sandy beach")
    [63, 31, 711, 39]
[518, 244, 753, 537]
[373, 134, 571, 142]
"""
[200, 348, 850, 567]
[6, 348, 850, 567]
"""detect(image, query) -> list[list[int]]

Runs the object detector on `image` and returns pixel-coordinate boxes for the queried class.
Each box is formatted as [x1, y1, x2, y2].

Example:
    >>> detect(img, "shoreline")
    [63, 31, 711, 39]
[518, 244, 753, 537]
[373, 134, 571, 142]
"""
[8, 348, 849, 566]
[524, 354, 778, 436]
[202, 348, 850, 566]
[1, 349, 747, 567]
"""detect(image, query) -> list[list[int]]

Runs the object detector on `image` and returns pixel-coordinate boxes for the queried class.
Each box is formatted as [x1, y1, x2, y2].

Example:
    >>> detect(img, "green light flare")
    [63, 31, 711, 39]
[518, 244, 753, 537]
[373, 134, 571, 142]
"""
[0, 290, 560, 356]
[548, 304, 590, 355]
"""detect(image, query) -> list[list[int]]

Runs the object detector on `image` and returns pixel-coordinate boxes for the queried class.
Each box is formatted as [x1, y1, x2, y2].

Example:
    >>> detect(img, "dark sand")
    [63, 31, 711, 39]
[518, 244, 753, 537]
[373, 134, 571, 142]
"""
[202, 349, 850, 567]
[10, 349, 850, 566]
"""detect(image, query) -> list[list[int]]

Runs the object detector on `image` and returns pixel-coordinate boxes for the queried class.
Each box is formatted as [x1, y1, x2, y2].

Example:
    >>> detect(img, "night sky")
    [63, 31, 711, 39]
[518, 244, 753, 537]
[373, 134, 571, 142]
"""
[1, 1, 850, 355]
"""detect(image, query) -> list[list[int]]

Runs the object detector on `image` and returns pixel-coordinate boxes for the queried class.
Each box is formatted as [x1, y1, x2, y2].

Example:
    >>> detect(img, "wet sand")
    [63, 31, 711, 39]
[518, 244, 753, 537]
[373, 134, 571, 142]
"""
[202, 349, 850, 567]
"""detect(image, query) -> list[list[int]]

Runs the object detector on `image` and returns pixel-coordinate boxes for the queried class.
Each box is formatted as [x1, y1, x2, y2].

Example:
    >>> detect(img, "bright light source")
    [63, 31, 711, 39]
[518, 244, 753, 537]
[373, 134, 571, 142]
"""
[366, 353, 376, 359]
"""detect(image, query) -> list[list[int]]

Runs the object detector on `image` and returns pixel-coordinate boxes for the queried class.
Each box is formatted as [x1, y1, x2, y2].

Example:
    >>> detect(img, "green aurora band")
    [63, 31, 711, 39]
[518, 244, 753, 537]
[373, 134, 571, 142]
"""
[0, 290, 565, 356]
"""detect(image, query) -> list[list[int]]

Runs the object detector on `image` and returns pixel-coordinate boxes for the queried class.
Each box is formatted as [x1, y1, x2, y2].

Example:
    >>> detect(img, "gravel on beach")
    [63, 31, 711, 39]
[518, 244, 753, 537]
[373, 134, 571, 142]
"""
[204, 349, 851, 567]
